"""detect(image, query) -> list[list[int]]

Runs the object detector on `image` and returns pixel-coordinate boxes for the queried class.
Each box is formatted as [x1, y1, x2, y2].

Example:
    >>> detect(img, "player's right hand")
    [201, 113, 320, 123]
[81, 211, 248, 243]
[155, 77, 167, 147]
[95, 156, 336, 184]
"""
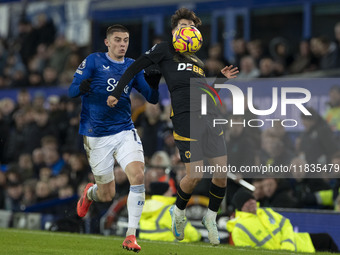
[107, 95, 118, 108]
[79, 78, 92, 94]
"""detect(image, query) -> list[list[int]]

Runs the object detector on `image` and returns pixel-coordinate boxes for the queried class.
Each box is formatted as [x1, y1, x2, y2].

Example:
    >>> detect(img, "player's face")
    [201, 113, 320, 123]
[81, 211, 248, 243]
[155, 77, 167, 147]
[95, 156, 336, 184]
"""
[105, 32, 129, 61]
[172, 19, 195, 34]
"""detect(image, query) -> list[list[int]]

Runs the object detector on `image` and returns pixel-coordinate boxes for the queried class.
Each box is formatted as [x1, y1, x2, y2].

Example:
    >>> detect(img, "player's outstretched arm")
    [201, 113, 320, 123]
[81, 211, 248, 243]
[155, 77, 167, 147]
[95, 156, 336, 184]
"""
[220, 65, 239, 79]
[107, 56, 154, 108]
[69, 77, 92, 98]
[210, 65, 239, 94]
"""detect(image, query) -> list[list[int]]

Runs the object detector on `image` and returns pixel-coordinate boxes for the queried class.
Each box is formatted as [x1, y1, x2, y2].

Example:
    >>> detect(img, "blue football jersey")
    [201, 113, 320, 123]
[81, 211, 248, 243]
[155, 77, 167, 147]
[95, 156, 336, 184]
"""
[69, 52, 158, 137]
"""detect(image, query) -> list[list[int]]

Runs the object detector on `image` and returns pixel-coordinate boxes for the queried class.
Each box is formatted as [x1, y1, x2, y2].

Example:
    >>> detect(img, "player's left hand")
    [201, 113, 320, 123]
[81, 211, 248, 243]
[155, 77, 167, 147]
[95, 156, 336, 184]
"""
[221, 65, 239, 79]
[107, 95, 118, 108]
[144, 69, 162, 90]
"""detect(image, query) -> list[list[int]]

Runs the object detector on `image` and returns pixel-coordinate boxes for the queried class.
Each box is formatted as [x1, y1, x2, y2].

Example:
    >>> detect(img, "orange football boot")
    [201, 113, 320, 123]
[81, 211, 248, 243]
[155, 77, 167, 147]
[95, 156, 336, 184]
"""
[122, 235, 141, 253]
[77, 183, 94, 217]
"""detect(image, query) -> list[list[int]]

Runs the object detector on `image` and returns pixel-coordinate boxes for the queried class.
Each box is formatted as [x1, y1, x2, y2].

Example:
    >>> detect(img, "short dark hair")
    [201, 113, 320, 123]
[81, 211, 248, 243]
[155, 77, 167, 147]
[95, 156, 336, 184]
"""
[106, 24, 129, 37]
[171, 8, 202, 29]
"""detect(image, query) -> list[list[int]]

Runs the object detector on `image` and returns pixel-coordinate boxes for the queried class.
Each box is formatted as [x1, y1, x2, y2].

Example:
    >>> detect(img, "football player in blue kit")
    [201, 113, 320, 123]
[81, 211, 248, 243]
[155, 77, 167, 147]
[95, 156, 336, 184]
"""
[69, 24, 159, 252]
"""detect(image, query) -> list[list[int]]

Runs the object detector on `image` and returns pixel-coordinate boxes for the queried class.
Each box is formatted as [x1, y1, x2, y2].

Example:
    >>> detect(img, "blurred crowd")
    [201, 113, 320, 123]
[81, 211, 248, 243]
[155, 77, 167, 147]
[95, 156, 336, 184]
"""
[1, 15, 340, 90]
[0, 83, 340, 221]
[0, 14, 88, 89]
[1, 13, 340, 233]
[204, 22, 340, 78]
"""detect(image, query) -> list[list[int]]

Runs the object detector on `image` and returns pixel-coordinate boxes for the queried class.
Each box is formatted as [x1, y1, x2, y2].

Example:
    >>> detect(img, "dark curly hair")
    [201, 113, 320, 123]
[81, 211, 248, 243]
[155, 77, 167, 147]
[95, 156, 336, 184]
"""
[171, 8, 202, 29]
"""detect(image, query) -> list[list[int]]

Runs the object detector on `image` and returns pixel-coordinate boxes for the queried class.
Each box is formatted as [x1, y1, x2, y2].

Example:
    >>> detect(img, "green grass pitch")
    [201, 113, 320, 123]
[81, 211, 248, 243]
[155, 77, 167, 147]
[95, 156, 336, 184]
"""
[0, 228, 337, 255]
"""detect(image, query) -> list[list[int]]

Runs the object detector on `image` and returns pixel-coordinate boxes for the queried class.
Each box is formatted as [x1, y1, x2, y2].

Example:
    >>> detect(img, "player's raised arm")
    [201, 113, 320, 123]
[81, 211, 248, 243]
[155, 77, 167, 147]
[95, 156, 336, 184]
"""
[211, 65, 239, 94]
[220, 65, 239, 79]
[107, 55, 154, 108]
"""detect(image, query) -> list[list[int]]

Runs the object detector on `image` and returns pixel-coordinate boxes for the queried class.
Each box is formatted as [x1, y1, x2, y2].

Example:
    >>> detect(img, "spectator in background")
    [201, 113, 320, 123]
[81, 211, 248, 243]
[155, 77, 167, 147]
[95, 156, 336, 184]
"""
[262, 178, 298, 208]
[227, 189, 338, 253]
[334, 22, 340, 62]
[68, 153, 90, 191]
[17, 19, 39, 68]
[30, 108, 59, 149]
[225, 115, 257, 203]
[32, 148, 45, 177]
[39, 167, 52, 182]
[237, 55, 259, 79]
[4, 179, 24, 212]
[35, 180, 54, 203]
[145, 151, 172, 195]
[28, 71, 43, 87]
[324, 85, 340, 132]
[259, 57, 277, 78]
[130, 92, 147, 131]
[298, 107, 339, 165]
[0, 171, 5, 209]
[55, 169, 71, 190]
[0, 39, 8, 77]
[269, 37, 294, 74]
[35, 13, 56, 47]
[6, 109, 32, 163]
[204, 43, 227, 77]
[28, 43, 49, 74]
[246, 39, 264, 66]
[331, 152, 340, 210]
[0, 110, 10, 164]
[22, 179, 37, 208]
[47, 95, 69, 141]
[48, 35, 73, 75]
[289, 40, 318, 74]
[264, 122, 294, 151]
[14, 89, 31, 112]
[139, 181, 201, 242]
[231, 38, 247, 67]
[60, 52, 82, 86]
[290, 156, 331, 209]
[42, 66, 58, 86]
[260, 129, 295, 167]
[32, 91, 45, 109]
[3, 53, 27, 88]
[42, 145, 65, 176]
[17, 153, 35, 181]
[252, 179, 265, 204]
[311, 36, 339, 70]
[140, 103, 167, 161]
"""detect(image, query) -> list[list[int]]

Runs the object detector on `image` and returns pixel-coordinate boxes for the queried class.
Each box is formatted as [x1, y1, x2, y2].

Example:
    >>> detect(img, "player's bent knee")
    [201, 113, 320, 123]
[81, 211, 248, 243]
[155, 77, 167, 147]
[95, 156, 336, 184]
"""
[213, 178, 227, 187]
[98, 190, 114, 202]
[186, 177, 201, 188]
[110, 189, 116, 199]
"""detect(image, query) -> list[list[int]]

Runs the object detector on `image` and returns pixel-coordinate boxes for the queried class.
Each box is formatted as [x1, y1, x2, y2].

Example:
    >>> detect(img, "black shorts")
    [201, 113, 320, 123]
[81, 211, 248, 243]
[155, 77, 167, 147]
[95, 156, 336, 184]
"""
[172, 112, 227, 163]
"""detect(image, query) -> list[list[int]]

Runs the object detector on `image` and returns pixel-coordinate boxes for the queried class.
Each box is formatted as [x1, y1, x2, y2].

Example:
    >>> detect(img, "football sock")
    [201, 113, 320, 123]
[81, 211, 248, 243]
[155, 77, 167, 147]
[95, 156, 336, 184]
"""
[127, 184, 145, 236]
[175, 186, 192, 211]
[87, 184, 99, 202]
[208, 182, 226, 212]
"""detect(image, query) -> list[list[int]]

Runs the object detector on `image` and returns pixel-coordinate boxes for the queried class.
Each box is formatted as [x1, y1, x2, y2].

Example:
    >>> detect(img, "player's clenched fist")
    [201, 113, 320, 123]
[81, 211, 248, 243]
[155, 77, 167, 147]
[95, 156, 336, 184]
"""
[107, 95, 118, 108]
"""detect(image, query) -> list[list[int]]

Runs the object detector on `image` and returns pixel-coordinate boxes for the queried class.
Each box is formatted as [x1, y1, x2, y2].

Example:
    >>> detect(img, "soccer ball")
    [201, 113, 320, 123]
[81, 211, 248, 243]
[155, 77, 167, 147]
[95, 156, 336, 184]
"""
[172, 26, 203, 53]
